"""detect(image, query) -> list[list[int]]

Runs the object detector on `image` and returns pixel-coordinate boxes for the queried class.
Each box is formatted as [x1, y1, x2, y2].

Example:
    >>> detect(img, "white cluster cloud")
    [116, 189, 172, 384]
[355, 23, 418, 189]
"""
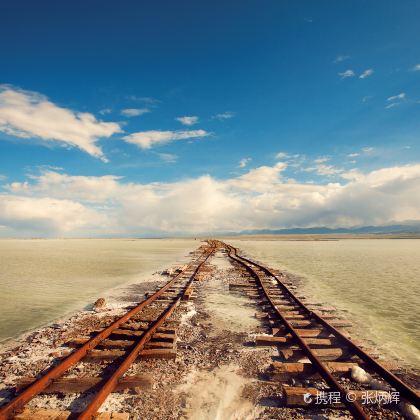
[0, 86, 121, 160]
[360, 69, 374, 79]
[176, 116, 199, 126]
[2, 162, 420, 236]
[346, 147, 375, 160]
[305, 163, 343, 176]
[339, 69, 374, 79]
[314, 157, 330, 164]
[338, 69, 355, 78]
[0, 194, 103, 235]
[0, 86, 214, 160]
[386, 92, 406, 109]
[387, 93, 406, 102]
[122, 129, 209, 149]
[121, 108, 150, 117]
[213, 112, 234, 120]
[238, 157, 251, 168]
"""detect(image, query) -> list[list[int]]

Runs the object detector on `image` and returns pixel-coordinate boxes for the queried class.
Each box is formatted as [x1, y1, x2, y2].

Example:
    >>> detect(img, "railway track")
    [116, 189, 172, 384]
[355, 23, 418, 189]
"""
[1, 240, 418, 419]
[219, 240, 419, 419]
[0, 242, 215, 419]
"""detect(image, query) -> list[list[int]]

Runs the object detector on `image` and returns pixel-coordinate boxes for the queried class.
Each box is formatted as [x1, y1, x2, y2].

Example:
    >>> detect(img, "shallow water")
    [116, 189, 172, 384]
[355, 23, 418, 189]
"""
[229, 239, 420, 368]
[0, 239, 198, 342]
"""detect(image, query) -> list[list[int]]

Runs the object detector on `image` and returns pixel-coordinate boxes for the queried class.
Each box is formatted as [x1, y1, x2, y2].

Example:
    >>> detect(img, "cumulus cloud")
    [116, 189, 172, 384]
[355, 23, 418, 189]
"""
[7, 171, 123, 203]
[305, 164, 343, 176]
[229, 162, 287, 192]
[121, 108, 150, 117]
[176, 116, 199, 126]
[338, 69, 355, 78]
[334, 55, 350, 63]
[0, 194, 104, 235]
[2, 163, 420, 236]
[314, 157, 330, 164]
[359, 69, 374, 79]
[212, 112, 235, 120]
[411, 64, 420, 72]
[0, 86, 121, 160]
[122, 129, 209, 149]
[275, 152, 305, 169]
[238, 157, 251, 168]
[275, 152, 289, 159]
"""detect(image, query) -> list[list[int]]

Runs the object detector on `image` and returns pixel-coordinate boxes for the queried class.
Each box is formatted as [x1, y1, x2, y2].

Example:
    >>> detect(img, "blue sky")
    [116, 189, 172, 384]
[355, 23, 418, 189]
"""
[1, 1, 420, 236]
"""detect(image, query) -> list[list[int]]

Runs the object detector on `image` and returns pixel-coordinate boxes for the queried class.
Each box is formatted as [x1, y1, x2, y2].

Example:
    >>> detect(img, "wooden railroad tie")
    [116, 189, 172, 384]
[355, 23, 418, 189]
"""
[120, 324, 176, 334]
[14, 409, 129, 419]
[59, 348, 177, 361]
[271, 327, 351, 339]
[67, 336, 175, 350]
[255, 334, 338, 347]
[15, 375, 152, 394]
[270, 361, 358, 380]
[182, 286, 194, 300]
[270, 360, 397, 380]
[272, 319, 353, 328]
[279, 347, 351, 361]
[228, 283, 256, 290]
[258, 310, 341, 321]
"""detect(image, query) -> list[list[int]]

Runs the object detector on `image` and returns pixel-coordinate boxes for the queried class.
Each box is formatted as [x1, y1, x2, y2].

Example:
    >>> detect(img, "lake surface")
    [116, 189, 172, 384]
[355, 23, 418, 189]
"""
[0, 239, 197, 343]
[1, 238, 419, 368]
[229, 239, 420, 368]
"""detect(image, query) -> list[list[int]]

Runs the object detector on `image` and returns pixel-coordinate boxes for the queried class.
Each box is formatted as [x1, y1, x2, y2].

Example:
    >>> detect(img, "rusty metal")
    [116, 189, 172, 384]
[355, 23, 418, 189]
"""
[224, 243, 369, 420]
[78, 248, 213, 419]
[226, 243, 420, 408]
[3, 240, 417, 419]
[0, 243, 215, 420]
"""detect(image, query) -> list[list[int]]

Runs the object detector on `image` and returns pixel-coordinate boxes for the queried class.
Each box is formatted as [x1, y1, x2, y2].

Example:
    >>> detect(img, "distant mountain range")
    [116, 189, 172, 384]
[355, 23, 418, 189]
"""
[226, 223, 420, 236]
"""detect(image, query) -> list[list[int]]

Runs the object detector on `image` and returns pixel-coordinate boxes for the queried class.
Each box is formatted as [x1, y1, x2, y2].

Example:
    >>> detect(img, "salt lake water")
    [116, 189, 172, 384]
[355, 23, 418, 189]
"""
[0, 239, 197, 343]
[230, 239, 420, 368]
[1, 238, 419, 368]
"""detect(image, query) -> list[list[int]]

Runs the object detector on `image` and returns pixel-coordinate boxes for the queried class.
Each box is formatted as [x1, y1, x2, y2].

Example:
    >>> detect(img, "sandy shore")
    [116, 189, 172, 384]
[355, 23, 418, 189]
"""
[0, 249, 418, 419]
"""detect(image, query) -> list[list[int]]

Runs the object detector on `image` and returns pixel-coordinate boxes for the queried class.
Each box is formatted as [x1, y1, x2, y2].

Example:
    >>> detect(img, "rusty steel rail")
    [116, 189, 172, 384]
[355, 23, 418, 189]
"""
[224, 242, 420, 411]
[0, 243, 215, 420]
[78, 244, 214, 419]
[224, 243, 369, 420]
[225, 242, 420, 414]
